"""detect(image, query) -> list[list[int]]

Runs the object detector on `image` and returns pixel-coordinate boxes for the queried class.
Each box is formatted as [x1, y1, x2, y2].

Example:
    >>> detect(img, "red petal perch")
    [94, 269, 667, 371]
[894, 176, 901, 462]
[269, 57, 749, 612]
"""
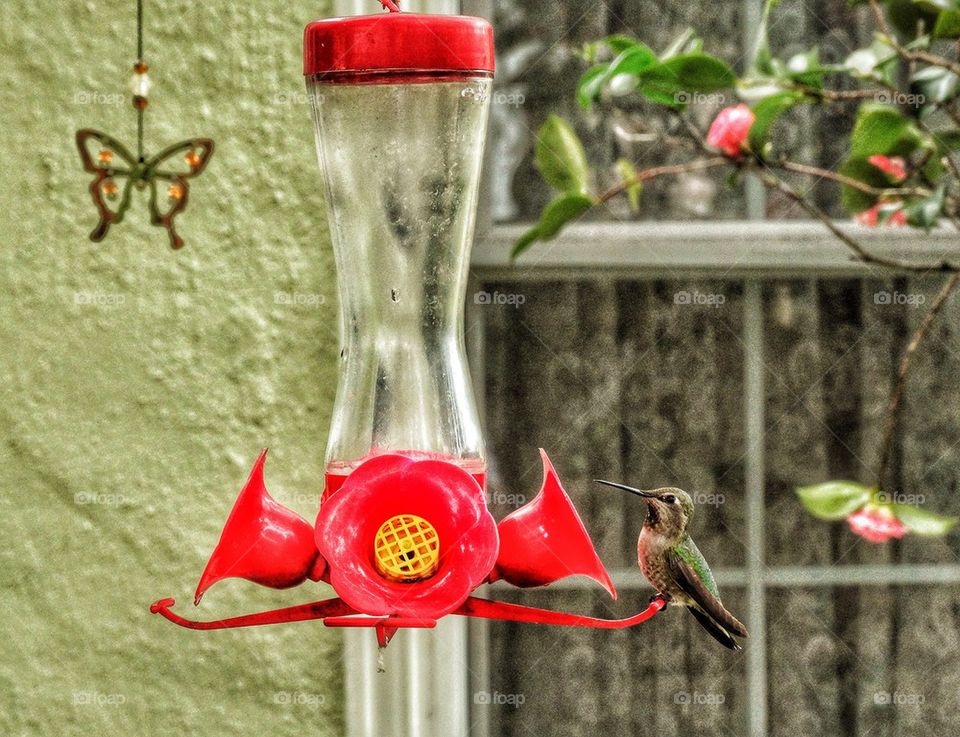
[194, 449, 325, 605]
[492, 450, 616, 598]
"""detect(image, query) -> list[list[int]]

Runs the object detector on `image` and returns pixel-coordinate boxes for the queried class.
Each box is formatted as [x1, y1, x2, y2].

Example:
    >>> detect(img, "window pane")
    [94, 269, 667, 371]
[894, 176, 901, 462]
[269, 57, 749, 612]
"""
[482, 279, 747, 571]
[483, 587, 748, 737]
[767, 585, 960, 737]
[763, 279, 960, 566]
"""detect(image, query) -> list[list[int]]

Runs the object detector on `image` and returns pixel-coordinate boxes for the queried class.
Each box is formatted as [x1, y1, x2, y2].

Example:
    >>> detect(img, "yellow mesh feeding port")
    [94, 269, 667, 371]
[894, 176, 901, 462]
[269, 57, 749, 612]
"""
[373, 514, 441, 582]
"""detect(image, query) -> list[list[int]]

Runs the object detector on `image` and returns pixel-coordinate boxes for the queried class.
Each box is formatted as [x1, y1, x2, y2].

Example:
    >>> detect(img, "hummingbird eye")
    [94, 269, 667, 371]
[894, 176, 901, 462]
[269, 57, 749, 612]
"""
[662, 494, 677, 504]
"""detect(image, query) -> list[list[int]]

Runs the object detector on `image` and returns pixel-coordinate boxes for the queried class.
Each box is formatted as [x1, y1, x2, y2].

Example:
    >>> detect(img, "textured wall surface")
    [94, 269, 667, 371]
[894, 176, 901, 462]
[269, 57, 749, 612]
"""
[0, 2, 345, 735]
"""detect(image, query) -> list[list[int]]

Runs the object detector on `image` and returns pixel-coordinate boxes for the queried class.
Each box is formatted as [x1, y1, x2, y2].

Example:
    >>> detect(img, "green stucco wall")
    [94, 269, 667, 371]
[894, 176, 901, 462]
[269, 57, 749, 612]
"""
[0, 2, 345, 735]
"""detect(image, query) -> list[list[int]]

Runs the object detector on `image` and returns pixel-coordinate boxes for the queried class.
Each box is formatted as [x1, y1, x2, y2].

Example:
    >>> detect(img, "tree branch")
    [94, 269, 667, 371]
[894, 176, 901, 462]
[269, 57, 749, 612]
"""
[869, 0, 960, 77]
[596, 157, 728, 203]
[877, 272, 960, 488]
[775, 159, 932, 198]
[752, 166, 958, 273]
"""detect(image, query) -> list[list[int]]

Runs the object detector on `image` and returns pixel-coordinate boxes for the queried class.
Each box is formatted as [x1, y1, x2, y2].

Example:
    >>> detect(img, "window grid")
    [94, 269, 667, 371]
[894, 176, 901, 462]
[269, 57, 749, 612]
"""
[468, 223, 960, 737]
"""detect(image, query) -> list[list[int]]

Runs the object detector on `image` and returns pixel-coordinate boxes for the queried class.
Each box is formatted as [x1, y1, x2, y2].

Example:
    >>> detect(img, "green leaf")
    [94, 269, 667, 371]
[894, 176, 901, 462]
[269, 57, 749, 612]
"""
[577, 43, 658, 107]
[784, 47, 839, 88]
[750, 0, 782, 77]
[748, 90, 806, 155]
[849, 104, 922, 159]
[892, 503, 959, 536]
[616, 159, 643, 212]
[604, 34, 639, 53]
[535, 115, 591, 194]
[511, 193, 595, 260]
[796, 481, 873, 520]
[578, 65, 608, 108]
[659, 27, 699, 59]
[654, 53, 736, 91]
[887, 0, 941, 36]
[905, 185, 946, 228]
[911, 66, 959, 104]
[838, 157, 889, 212]
[636, 53, 736, 107]
[934, 8, 960, 37]
[845, 37, 900, 82]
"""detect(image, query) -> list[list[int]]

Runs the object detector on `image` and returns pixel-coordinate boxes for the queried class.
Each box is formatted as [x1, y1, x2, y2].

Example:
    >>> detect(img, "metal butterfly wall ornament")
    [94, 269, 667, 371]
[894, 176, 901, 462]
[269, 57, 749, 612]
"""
[76, 0, 214, 250]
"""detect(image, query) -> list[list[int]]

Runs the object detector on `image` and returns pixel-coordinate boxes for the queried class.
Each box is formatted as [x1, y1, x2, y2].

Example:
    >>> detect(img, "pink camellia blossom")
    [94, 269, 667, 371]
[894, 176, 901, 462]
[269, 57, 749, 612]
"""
[706, 104, 756, 158]
[867, 154, 907, 183]
[854, 202, 906, 228]
[847, 504, 907, 543]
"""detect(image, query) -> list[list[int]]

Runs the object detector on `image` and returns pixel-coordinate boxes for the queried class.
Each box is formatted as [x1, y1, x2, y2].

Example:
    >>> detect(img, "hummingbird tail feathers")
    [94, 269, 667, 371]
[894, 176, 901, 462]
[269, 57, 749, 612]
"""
[688, 606, 742, 651]
[666, 549, 749, 638]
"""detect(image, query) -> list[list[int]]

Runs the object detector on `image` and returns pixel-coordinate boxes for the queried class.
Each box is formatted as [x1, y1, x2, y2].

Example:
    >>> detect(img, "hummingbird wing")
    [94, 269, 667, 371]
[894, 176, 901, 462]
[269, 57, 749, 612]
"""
[688, 605, 742, 651]
[666, 540, 748, 638]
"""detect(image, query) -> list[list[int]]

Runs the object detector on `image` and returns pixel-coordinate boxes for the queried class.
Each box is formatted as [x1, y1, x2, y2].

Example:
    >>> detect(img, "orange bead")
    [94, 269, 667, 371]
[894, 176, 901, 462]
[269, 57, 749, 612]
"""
[97, 149, 113, 164]
[167, 183, 184, 200]
[184, 150, 201, 169]
[103, 179, 119, 200]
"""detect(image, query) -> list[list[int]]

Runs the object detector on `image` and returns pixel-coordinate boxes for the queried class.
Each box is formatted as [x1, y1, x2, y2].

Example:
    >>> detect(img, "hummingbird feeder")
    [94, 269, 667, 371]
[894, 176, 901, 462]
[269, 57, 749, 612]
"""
[150, 2, 665, 649]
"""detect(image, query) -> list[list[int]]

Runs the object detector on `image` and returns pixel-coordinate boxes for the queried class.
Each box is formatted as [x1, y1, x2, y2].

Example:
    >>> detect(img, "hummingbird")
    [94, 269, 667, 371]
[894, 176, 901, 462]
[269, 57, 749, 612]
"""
[594, 481, 748, 651]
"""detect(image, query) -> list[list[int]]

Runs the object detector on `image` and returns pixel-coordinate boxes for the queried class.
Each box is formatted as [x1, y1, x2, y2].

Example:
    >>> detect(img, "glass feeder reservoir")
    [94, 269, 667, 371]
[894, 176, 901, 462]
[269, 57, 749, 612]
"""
[304, 13, 494, 498]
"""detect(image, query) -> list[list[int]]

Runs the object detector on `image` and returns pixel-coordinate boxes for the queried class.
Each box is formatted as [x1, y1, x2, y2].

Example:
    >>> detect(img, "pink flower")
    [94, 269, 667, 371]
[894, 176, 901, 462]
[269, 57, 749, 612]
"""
[888, 209, 907, 227]
[867, 155, 907, 183]
[847, 505, 906, 543]
[854, 202, 906, 228]
[706, 104, 755, 158]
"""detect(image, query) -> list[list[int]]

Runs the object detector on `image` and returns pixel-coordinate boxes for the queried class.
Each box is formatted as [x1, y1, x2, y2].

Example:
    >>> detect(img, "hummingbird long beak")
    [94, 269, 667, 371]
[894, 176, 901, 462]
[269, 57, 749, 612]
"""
[593, 479, 656, 499]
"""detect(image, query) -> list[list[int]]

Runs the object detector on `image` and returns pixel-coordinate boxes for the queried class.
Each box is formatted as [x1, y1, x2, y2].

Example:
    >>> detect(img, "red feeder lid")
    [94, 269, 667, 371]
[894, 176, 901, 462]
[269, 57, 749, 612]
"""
[304, 13, 494, 78]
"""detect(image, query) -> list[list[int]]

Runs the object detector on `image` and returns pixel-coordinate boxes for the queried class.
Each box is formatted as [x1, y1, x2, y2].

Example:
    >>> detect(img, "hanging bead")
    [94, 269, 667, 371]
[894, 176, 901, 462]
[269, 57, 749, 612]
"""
[103, 178, 119, 200]
[184, 150, 201, 169]
[97, 149, 114, 165]
[130, 62, 151, 95]
[167, 183, 184, 201]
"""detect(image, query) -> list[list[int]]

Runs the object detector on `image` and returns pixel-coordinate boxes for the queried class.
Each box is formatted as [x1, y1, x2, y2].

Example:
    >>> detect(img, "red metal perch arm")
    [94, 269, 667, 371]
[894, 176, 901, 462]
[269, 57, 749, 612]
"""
[150, 594, 666, 631]
[455, 595, 667, 627]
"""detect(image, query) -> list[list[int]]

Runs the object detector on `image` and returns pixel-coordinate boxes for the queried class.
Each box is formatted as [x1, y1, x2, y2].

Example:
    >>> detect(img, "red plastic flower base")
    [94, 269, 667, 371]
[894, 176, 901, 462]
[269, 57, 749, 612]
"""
[152, 447, 666, 647]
